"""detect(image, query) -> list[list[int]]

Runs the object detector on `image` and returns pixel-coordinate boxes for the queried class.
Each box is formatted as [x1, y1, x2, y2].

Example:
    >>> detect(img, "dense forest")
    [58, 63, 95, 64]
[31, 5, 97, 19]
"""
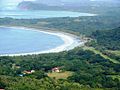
[0, 47, 120, 90]
[91, 27, 120, 50]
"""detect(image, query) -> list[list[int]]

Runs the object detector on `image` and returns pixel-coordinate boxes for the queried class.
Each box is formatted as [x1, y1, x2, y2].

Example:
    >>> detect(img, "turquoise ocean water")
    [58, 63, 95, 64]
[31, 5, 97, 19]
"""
[0, 27, 64, 55]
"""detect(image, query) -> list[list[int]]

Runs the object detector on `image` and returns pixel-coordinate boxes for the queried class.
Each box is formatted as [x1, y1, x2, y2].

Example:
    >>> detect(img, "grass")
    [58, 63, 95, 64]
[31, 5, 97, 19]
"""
[83, 46, 120, 64]
[106, 50, 120, 57]
[47, 71, 73, 80]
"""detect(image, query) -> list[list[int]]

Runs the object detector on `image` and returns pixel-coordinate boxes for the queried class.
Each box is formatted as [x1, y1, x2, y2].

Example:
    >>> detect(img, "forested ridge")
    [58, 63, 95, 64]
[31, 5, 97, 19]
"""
[91, 27, 120, 50]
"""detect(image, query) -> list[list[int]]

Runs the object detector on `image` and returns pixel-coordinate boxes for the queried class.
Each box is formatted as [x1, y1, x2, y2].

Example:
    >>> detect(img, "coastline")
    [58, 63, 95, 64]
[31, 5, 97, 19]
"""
[0, 26, 86, 56]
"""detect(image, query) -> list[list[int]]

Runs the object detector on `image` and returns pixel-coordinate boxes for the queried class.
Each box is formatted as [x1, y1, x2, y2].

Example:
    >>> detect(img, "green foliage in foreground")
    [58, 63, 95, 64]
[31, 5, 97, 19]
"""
[0, 48, 120, 90]
[0, 76, 91, 90]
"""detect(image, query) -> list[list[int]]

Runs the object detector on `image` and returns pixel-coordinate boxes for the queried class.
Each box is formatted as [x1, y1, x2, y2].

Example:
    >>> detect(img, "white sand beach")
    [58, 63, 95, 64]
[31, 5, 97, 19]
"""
[0, 26, 86, 56]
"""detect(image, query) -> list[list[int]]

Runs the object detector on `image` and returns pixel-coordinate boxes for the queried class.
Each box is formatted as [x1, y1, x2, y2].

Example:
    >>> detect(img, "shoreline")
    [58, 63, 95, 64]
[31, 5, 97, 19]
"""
[0, 26, 86, 56]
[0, 10, 97, 19]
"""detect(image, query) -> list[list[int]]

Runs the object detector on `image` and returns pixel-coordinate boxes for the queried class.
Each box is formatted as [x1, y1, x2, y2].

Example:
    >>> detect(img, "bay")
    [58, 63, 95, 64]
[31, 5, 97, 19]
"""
[0, 27, 64, 55]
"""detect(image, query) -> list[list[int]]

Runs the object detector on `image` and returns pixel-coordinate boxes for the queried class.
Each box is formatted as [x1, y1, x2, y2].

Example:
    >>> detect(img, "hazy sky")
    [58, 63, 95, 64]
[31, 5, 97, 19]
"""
[1, 0, 115, 5]
[0, 0, 78, 8]
[1, 0, 36, 6]
[0, 0, 36, 9]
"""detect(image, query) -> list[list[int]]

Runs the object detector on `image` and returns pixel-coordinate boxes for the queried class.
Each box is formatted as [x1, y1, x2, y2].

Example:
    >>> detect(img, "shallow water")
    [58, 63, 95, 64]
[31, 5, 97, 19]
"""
[0, 27, 64, 55]
[0, 10, 96, 19]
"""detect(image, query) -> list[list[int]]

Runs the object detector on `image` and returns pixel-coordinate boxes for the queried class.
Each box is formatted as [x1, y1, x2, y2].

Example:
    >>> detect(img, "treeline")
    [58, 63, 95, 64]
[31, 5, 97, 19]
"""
[91, 27, 120, 50]
[0, 15, 120, 36]
[0, 47, 120, 89]
[0, 76, 91, 90]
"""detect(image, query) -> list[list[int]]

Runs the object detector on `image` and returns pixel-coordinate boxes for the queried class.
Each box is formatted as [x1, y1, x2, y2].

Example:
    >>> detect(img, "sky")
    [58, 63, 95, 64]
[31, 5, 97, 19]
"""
[1, 0, 116, 6]
[1, 0, 35, 5]
[0, 0, 36, 9]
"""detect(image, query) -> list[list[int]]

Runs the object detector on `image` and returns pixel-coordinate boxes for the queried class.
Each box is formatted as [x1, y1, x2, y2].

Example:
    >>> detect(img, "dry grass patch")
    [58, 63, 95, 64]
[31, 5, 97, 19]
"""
[47, 71, 73, 79]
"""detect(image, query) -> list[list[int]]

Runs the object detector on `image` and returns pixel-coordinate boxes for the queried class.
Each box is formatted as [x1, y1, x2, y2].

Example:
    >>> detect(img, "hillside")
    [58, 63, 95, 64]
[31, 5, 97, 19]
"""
[92, 27, 120, 50]
[18, 1, 61, 10]
[0, 47, 120, 89]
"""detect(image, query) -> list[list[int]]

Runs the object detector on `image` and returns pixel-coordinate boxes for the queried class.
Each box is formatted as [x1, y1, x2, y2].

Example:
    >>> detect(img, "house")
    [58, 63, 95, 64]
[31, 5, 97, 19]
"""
[23, 70, 35, 74]
[52, 67, 60, 72]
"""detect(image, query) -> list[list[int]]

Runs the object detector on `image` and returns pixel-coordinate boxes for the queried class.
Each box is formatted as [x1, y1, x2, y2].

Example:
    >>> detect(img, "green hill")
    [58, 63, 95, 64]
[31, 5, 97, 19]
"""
[92, 27, 120, 50]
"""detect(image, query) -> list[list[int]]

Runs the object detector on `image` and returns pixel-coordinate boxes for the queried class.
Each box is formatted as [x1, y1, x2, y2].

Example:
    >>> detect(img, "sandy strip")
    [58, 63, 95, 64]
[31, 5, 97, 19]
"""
[0, 26, 86, 56]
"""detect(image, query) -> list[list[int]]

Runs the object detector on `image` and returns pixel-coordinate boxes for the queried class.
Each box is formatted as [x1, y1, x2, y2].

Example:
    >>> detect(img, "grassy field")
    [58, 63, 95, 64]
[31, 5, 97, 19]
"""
[83, 47, 120, 64]
[106, 50, 120, 57]
[47, 71, 73, 80]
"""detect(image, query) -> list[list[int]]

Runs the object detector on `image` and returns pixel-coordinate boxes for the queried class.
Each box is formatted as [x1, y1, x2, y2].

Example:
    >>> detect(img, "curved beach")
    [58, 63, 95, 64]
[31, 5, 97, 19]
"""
[0, 26, 86, 56]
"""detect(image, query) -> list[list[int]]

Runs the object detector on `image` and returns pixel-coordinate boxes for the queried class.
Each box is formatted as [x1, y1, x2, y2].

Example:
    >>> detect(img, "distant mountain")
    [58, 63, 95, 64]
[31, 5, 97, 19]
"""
[18, 1, 62, 10]
[18, 0, 90, 10]
[17, 0, 120, 10]
[35, 0, 63, 6]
